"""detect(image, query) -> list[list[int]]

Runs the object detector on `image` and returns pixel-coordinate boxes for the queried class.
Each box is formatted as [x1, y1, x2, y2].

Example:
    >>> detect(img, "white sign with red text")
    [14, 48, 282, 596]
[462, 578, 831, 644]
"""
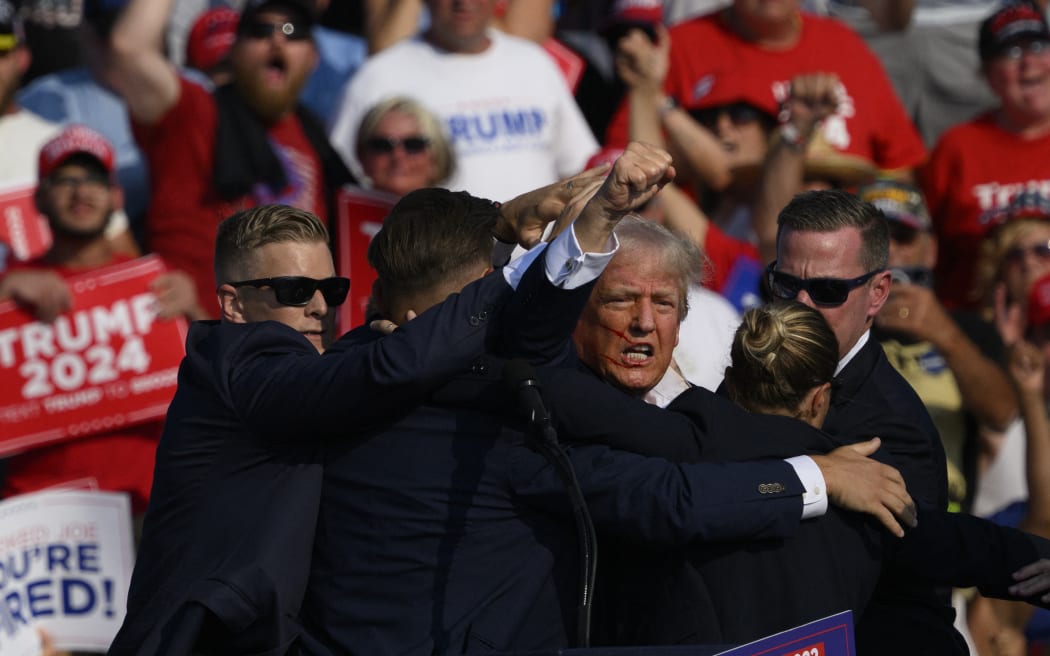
[0, 255, 188, 456]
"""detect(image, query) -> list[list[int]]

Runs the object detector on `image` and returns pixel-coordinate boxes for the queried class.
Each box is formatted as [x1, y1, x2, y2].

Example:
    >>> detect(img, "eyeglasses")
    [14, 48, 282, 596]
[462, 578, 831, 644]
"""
[363, 136, 430, 155]
[239, 20, 311, 41]
[50, 173, 110, 193]
[999, 40, 1050, 61]
[227, 276, 350, 306]
[691, 103, 768, 130]
[1004, 242, 1050, 265]
[766, 261, 882, 308]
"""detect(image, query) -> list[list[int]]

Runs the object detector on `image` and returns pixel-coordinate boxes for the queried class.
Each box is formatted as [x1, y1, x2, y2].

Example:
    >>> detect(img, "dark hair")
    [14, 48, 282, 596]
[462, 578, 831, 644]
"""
[725, 301, 839, 417]
[776, 189, 889, 272]
[367, 188, 497, 300]
[214, 204, 329, 283]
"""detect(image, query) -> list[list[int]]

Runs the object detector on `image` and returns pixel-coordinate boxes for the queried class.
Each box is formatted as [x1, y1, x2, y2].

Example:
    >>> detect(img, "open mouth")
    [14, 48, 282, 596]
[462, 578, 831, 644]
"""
[622, 343, 653, 364]
[264, 54, 287, 82]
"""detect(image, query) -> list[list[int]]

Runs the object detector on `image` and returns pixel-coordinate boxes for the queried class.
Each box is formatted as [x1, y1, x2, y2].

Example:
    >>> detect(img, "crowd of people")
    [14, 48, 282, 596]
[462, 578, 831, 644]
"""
[4, 0, 1050, 654]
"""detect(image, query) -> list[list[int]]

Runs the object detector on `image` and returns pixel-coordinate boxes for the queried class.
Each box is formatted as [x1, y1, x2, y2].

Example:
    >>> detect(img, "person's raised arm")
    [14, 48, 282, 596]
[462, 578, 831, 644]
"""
[753, 73, 840, 264]
[107, 0, 182, 125]
[877, 284, 1018, 431]
[365, 0, 422, 54]
[570, 141, 675, 253]
[1009, 340, 1050, 538]
[617, 25, 732, 192]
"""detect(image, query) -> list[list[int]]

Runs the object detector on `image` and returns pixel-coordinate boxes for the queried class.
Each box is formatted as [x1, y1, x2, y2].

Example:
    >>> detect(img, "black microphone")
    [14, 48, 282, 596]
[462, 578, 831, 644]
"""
[502, 359, 551, 430]
[502, 359, 597, 648]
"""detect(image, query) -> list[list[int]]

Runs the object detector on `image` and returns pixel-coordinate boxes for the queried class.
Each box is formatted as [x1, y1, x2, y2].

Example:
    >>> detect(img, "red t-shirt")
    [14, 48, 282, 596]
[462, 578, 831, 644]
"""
[604, 12, 926, 173]
[922, 114, 1050, 309]
[2, 255, 161, 513]
[133, 78, 328, 319]
[704, 222, 760, 295]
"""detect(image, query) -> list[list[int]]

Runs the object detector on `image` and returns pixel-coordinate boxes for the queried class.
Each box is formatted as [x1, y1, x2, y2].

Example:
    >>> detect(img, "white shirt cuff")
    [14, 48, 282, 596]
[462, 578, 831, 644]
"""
[544, 224, 619, 290]
[501, 225, 620, 290]
[786, 455, 828, 520]
[502, 241, 547, 290]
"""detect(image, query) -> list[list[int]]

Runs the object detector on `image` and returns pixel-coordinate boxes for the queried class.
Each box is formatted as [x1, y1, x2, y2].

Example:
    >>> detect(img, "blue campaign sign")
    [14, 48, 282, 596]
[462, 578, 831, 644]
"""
[715, 611, 854, 656]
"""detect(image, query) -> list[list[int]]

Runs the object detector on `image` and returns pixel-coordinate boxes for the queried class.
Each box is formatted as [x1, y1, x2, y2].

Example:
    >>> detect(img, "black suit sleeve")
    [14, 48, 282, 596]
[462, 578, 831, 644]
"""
[891, 510, 1050, 605]
[509, 442, 807, 545]
[541, 368, 838, 463]
[222, 270, 513, 439]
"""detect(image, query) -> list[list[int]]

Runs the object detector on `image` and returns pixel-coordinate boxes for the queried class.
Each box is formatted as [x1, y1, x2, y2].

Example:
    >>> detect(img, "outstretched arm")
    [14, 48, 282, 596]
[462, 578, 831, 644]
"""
[108, 0, 182, 125]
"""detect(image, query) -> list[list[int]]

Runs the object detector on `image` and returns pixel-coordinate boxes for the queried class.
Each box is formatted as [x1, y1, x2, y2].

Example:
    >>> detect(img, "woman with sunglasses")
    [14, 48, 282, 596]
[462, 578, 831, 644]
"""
[355, 96, 455, 198]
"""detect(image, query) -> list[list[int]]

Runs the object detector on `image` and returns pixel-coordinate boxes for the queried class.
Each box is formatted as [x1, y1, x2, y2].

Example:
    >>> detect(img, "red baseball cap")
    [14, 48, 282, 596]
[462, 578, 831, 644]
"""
[38, 125, 116, 180]
[1029, 271, 1050, 329]
[605, 0, 663, 28]
[186, 7, 239, 72]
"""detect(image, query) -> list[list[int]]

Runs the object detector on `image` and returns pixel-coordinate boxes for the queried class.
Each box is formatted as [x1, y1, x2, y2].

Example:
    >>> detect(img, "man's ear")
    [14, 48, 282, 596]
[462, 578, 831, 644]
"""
[803, 381, 833, 428]
[218, 284, 245, 323]
[868, 270, 893, 318]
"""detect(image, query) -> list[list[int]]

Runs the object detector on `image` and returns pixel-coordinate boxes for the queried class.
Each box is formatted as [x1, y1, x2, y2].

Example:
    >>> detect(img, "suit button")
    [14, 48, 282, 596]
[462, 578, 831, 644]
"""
[471, 360, 488, 374]
[469, 315, 480, 326]
[478, 310, 488, 321]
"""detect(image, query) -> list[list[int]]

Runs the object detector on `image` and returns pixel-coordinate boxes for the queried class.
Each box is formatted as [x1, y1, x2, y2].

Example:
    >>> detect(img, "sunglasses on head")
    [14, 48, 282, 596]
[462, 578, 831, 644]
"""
[766, 261, 881, 308]
[228, 276, 350, 306]
[1005, 241, 1050, 265]
[239, 20, 311, 41]
[364, 135, 430, 154]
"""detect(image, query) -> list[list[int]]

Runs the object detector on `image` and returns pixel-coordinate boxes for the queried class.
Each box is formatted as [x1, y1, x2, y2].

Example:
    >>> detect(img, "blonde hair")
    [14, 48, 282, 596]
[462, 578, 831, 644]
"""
[725, 302, 838, 418]
[974, 218, 1050, 306]
[214, 204, 329, 283]
[356, 96, 455, 186]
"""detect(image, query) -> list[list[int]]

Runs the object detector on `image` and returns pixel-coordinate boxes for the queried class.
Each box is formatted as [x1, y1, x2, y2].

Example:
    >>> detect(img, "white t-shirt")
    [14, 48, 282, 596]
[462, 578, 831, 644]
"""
[673, 284, 741, 392]
[0, 109, 61, 183]
[329, 30, 599, 202]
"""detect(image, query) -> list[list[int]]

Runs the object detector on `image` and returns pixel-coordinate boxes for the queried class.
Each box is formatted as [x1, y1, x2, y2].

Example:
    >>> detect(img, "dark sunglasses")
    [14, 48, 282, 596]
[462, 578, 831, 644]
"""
[227, 276, 350, 306]
[691, 102, 769, 130]
[766, 261, 881, 308]
[239, 20, 311, 41]
[364, 136, 430, 154]
[1005, 242, 1050, 265]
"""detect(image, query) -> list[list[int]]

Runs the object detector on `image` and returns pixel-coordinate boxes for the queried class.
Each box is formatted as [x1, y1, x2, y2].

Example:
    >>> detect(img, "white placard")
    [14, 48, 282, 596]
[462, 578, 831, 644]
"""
[0, 490, 134, 653]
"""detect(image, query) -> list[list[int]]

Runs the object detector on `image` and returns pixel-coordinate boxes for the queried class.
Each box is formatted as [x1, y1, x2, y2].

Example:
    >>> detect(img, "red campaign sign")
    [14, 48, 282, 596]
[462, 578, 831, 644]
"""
[334, 186, 398, 333]
[0, 255, 188, 456]
[542, 38, 585, 94]
[0, 178, 53, 263]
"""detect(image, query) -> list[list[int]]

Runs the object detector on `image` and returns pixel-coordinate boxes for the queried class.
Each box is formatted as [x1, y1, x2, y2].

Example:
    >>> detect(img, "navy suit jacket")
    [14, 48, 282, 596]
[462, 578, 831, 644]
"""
[299, 271, 813, 655]
[823, 337, 959, 655]
[110, 267, 522, 656]
[542, 369, 885, 644]
[299, 361, 809, 655]
[541, 365, 1050, 648]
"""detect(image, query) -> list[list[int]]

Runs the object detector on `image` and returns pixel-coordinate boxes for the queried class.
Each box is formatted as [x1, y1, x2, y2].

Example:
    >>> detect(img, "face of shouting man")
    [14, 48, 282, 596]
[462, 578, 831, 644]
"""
[573, 244, 683, 396]
[230, 5, 317, 122]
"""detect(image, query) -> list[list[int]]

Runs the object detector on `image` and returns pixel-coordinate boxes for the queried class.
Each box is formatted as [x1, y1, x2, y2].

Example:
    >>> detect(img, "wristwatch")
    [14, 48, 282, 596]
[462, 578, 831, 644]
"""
[658, 95, 678, 120]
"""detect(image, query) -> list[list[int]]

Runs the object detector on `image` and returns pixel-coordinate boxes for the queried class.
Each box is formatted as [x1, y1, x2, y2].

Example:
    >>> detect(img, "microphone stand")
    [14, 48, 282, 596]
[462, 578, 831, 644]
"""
[525, 403, 599, 648]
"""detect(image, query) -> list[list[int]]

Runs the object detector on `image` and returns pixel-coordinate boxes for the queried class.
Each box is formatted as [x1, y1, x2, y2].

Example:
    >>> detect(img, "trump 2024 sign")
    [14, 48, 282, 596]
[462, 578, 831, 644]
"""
[0, 255, 187, 456]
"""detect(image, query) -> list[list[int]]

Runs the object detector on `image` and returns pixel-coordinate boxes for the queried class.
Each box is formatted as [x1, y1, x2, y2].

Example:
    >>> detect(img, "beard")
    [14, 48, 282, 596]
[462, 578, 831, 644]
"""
[48, 211, 111, 242]
[233, 61, 310, 122]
